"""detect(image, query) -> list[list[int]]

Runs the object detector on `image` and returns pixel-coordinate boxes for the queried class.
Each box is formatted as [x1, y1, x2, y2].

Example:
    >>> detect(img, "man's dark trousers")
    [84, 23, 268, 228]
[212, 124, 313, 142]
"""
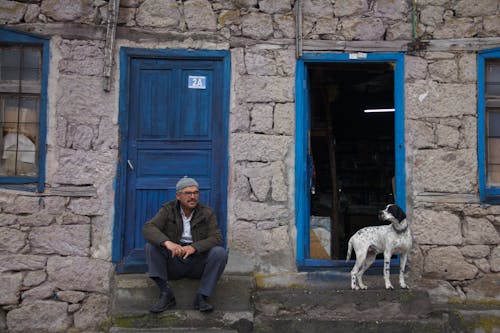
[145, 242, 228, 296]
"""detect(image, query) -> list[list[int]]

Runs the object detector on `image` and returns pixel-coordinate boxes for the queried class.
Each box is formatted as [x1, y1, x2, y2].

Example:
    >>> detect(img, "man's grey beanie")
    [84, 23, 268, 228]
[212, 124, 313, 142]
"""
[176, 176, 199, 192]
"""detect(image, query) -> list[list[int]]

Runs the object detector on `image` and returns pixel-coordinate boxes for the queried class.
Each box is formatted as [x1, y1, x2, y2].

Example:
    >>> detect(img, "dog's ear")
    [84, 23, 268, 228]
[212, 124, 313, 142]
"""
[391, 205, 406, 222]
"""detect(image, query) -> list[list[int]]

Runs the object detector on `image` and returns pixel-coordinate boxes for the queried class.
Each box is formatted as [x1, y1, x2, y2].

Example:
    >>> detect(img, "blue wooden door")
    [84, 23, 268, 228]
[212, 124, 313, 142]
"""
[114, 49, 230, 272]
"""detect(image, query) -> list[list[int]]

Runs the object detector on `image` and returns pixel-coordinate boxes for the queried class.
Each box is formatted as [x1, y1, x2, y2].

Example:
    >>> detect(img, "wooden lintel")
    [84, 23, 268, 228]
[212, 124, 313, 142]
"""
[303, 37, 500, 53]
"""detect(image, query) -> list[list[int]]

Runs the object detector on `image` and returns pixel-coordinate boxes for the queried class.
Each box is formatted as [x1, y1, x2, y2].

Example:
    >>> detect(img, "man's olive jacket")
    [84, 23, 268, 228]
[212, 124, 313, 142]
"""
[142, 199, 223, 253]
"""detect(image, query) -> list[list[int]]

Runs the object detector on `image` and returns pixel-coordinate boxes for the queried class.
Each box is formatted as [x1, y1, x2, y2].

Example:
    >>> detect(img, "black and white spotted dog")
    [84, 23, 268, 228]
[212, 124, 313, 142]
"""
[346, 204, 412, 290]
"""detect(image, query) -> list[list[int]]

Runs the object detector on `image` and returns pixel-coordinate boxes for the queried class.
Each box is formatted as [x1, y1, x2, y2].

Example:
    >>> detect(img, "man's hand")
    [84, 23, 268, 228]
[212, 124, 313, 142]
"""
[181, 245, 196, 259]
[163, 240, 184, 258]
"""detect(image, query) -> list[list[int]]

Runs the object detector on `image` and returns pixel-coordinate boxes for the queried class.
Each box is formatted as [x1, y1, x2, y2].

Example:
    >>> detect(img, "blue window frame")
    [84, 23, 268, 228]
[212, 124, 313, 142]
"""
[478, 48, 500, 204]
[0, 27, 49, 192]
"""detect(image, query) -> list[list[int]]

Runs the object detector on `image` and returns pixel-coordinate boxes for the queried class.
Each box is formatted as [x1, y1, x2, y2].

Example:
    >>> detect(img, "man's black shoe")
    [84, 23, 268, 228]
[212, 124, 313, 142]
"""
[150, 290, 176, 313]
[193, 293, 214, 312]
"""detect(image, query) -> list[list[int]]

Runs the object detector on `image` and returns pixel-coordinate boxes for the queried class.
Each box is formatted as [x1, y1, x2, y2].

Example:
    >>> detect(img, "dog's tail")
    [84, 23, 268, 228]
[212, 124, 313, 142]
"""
[346, 238, 352, 262]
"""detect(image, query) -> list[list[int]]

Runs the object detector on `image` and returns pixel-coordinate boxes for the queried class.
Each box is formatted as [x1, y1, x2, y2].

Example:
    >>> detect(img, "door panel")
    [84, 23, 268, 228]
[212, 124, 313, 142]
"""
[115, 51, 229, 272]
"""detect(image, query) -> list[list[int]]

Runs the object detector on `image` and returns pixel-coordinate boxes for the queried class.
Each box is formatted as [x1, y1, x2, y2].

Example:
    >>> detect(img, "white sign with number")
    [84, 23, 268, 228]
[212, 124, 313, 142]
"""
[188, 76, 207, 89]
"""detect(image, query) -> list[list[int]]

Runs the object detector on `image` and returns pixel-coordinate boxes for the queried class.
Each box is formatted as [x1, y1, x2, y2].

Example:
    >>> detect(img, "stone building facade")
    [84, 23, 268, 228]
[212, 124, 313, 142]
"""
[0, 0, 499, 331]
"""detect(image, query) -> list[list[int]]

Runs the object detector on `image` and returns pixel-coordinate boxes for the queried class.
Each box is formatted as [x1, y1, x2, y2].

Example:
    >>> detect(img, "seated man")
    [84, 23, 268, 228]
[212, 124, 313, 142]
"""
[143, 176, 228, 313]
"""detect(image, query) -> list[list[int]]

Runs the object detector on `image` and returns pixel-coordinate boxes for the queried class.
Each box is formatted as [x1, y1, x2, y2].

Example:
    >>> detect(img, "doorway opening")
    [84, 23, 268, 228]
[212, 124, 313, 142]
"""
[307, 62, 395, 261]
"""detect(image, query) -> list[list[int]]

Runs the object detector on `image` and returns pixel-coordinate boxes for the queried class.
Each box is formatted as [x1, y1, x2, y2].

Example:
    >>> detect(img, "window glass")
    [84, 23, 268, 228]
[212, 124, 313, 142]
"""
[22, 47, 41, 82]
[0, 47, 21, 81]
[486, 60, 500, 188]
[0, 45, 41, 178]
[488, 110, 500, 137]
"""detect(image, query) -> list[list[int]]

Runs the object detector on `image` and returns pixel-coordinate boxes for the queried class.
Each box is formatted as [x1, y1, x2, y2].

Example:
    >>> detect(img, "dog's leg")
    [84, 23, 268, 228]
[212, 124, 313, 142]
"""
[357, 251, 376, 290]
[399, 252, 409, 289]
[351, 250, 367, 290]
[383, 251, 394, 289]
[351, 261, 361, 290]
[350, 269, 358, 290]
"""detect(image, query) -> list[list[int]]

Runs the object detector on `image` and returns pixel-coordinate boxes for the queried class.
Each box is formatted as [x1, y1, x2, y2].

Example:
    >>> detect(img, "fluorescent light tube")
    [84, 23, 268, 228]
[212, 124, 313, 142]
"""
[363, 108, 395, 113]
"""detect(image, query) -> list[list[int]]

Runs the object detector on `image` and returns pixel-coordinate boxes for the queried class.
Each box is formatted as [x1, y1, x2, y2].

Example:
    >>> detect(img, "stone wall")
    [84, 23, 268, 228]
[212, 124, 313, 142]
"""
[0, 0, 499, 331]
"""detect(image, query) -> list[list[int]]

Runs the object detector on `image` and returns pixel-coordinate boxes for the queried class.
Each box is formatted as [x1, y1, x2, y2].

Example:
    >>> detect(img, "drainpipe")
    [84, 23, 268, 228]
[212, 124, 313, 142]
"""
[295, 0, 303, 59]
[103, 0, 120, 92]
[412, 0, 417, 41]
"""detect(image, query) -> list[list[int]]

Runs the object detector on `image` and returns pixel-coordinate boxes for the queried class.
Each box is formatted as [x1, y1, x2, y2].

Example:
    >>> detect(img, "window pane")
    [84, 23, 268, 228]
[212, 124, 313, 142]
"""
[486, 62, 500, 82]
[19, 98, 39, 123]
[488, 164, 500, 185]
[0, 96, 38, 177]
[488, 138, 500, 164]
[486, 83, 500, 96]
[487, 109, 500, 137]
[22, 47, 41, 81]
[0, 47, 21, 81]
[486, 62, 500, 96]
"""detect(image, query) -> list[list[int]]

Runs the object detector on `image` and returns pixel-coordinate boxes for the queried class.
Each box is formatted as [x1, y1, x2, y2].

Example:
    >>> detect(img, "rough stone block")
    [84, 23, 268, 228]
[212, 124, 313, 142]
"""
[233, 200, 289, 221]
[241, 12, 273, 40]
[6, 300, 71, 332]
[373, 0, 408, 19]
[17, 213, 55, 227]
[413, 149, 477, 193]
[40, 0, 94, 22]
[54, 148, 117, 187]
[23, 270, 47, 287]
[406, 81, 476, 119]
[423, 246, 478, 280]
[231, 133, 292, 162]
[454, 0, 499, 17]
[303, 0, 334, 18]
[484, 14, 500, 34]
[136, 0, 180, 28]
[56, 290, 86, 303]
[47, 256, 112, 292]
[274, 103, 294, 135]
[340, 17, 385, 40]
[4, 196, 41, 214]
[0, 228, 26, 254]
[24, 4, 39, 23]
[463, 217, 500, 245]
[259, 0, 292, 14]
[250, 103, 273, 133]
[0, 272, 22, 305]
[245, 51, 277, 76]
[56, 76, 114, 119]
[460, 245, 491, 259]
[21, 282, 57, 302]
[30, 224, 90, 256]
[273, 13, 295, 39]
[463, 273, 500, 301]
[429, 59, 458, 82]
[0, 214, 16, 227]
[67, 198, 103, 216]
[74, 294, 110, 329]
[0, 1, 26, 24]
[184, 0, 217, 31]
[0, 254, 46, 273]
[411, 209, 463, 245]
[433, 17, 476, 39]
[490, 246, 500, 272]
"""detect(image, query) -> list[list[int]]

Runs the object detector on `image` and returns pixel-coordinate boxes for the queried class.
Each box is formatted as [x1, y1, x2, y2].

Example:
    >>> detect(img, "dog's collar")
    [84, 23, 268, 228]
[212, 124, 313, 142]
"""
[392, 218, 408, 233]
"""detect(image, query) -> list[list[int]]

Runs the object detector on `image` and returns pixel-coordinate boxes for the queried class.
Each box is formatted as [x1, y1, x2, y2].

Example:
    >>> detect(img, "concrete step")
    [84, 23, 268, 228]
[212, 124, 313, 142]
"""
[110, 272, 500, 332]
[252, 285, 447, 333]
[111, 273, 254, 333]
[253, 318, 446, 333]
[110, 328, 237, 333]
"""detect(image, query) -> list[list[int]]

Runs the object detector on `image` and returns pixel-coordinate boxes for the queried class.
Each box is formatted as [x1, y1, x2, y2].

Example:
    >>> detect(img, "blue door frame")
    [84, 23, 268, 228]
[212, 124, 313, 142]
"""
[112, 48, 231, 271]
[295, 52, 406, 269]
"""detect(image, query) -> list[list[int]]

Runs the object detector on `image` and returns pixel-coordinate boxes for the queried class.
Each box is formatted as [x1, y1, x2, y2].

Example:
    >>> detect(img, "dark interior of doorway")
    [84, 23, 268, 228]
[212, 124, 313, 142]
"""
[308, 62, 395, 261]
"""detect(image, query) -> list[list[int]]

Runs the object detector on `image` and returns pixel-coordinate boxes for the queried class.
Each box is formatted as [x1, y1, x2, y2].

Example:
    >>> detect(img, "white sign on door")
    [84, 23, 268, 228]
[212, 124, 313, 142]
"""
[188, 75, 207, 89]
